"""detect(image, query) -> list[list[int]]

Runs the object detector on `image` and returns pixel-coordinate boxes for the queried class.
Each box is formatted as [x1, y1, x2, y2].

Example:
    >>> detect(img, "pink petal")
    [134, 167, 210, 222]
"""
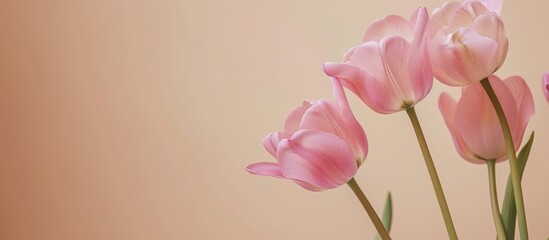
[479, 0, 503, 15]
[452, 1, 490, 28]
[246, 162, 284, 178]
[331, 77, 350, 108]
[300, 99, 368, 165]
[284, 101, 312, 133]
[323, 62, 398, 114]
[542, 72, 549, 101]
[430, 28, 498, 86]
[346, 42, 385, 77]
[300, 101, 346, 137]
[277, 130, 357, 191]
[471, 13, 508, 70]
[430, 1, 462, 36]
[331, 78, 369, 164]
[379, 36, 415, 105]
[364, 15, 413, 42]
[408, 7, 433, 104]
[411, 7, 430, 49]
[438, 92, 482, 163]
[263, 132, 291, 158]
[501, 76, 535, 150]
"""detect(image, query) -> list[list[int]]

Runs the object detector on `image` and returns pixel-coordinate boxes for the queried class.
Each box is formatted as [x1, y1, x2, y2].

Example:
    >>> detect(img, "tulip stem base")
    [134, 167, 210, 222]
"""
[487, 160, 507, 240]
[481, 78, 529, 240]
[406, 107, 458, 240]
[347, 178, 392, 240]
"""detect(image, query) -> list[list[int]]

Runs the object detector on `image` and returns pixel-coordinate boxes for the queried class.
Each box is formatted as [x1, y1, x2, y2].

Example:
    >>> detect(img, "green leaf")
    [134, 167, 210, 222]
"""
[498, 132, 534, 240]
[374, 192, 392, 240]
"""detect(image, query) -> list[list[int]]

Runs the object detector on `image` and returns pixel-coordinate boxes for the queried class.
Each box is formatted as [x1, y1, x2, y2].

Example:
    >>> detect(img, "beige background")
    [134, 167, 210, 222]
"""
[1, 0, 548, 239]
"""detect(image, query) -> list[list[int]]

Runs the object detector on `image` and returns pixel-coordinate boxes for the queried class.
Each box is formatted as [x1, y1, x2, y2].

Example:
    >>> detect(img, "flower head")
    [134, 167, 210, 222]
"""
[430, 0, 508, 86]
[323, 7, 432, 114]
[246, 80, 368, 191]
[439, 75, 534, 163]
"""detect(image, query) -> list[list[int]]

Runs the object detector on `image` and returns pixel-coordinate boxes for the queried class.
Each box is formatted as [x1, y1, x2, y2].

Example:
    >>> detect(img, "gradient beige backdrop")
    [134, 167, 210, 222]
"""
[1, 0, 548, 239]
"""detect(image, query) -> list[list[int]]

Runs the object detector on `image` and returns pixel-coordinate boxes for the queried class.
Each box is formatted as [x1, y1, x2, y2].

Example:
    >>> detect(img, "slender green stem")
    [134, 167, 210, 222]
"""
[480, 78, 529, 240]
[406, 107, 458, 240]
[347, 178, 392, 240]
[487, 160, 507, 240]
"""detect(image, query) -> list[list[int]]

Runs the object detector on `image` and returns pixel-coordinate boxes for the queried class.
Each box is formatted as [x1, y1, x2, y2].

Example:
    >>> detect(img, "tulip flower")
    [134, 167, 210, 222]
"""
[542, 72, 549, 101]
[246, 80, 368, 191]
[439, 75, 534, 163]
[323, 7, 432, 114]
[429, 0, 508, 86]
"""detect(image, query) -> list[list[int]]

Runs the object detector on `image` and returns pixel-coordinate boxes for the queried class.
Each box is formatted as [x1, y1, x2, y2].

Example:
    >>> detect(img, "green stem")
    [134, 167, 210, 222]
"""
[406, 107, 458, 240]
[480, 78, 529, 240]
[487, 160, 507, 240]
[347, 178, 392, 240]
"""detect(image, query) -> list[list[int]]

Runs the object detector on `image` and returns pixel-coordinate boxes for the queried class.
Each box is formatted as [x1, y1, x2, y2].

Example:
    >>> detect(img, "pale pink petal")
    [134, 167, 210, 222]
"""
[439, 92, 483, 163]
[300, 101, 344, 137]
[430, 1, 462, 36]
[430, 28, 498, 86]
[277, 130, 357, 190]
[343, 46, 357, 62]
[364, 15, 413, 42]
[331, 77, 350, 108]
[323, 62, 399, 114]
[411, 7, 430, 49]
[501, 76, 535, 150]
[479, 0, 503, 15]
[300, 99, 368, 165]
[379, 36, 415, 105]
[542, 72, 549, 101]
[452, 1, 490, 28]
[408, 7, 433, 104]
[263, 132, 292, 158]
[346, 42, 385, 77]
[331, 78, 369, 164]
[263, 132, 280, 158]
[284, 101, 312, 133]
[471, 13, 508, 70]
[246, 162, 284, 178]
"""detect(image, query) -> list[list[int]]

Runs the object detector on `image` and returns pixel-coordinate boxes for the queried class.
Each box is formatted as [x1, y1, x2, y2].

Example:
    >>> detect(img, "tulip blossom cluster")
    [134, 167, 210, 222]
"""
[247, 0, 544, 239]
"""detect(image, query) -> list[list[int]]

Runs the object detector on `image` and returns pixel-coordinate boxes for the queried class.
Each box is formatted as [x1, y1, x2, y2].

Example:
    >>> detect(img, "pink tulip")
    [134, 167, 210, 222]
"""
[429, 0, 508, 86]
[439, 75, 534, 163]
[246, 80, 368, 191]
[543, 72, 549, 101]
[323, 7, 432, 114]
